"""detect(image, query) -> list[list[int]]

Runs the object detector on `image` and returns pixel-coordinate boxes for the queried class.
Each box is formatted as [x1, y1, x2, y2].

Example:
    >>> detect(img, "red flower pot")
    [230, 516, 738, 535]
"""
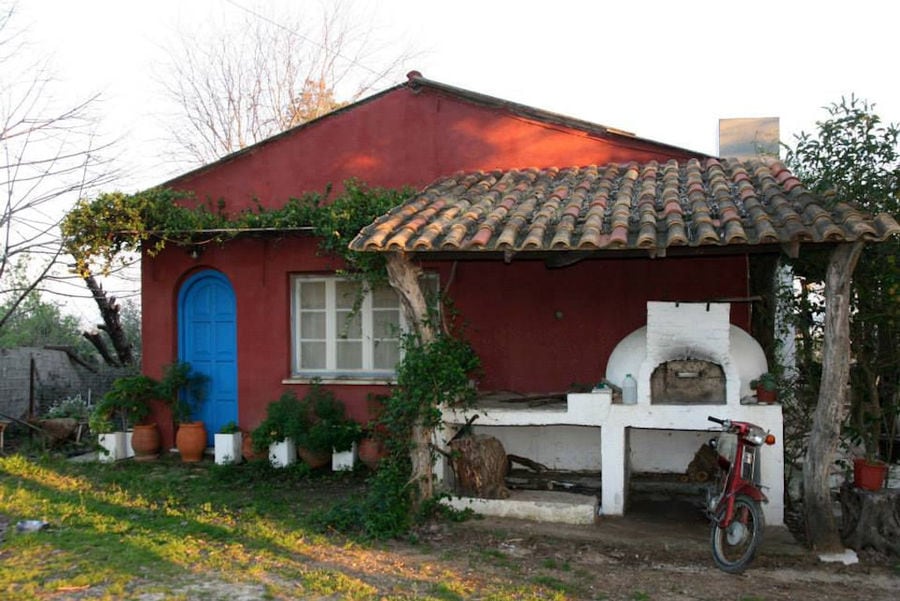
[853, 457, 888, 491]
[176, 421, 207, 462]
[358, 437, 388, 470]
[131, 423, 160, 461]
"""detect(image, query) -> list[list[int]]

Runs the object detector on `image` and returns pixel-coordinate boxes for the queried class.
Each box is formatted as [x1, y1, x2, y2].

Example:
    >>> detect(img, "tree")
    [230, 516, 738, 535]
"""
[0, 271, 89, 354]
[784, 96, 900, 550]
[159, 0, 412, 165]
[0, 1, 115, 335]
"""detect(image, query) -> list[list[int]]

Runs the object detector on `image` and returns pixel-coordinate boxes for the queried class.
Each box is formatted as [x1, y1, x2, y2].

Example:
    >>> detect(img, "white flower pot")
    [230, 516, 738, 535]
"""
[269, 438, 296, 468]
[125, 430, 135, 459]
[98, 432, 127, 463]
[332, 442, 358, 471]
[215, 432, 243, 465]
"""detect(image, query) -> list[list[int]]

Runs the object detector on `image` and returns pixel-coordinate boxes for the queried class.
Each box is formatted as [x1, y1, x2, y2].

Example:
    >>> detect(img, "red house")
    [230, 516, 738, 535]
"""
[145, 72, 718, 443]
[139, 71, 900, 525]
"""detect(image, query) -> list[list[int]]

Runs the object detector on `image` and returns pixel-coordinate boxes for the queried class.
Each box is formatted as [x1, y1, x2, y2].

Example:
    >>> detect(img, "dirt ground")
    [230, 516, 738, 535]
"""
[387, 495, 899, 601]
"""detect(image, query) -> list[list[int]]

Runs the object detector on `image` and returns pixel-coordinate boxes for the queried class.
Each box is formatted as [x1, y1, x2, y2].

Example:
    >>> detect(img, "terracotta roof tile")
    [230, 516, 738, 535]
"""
[350, 158, 900, 255]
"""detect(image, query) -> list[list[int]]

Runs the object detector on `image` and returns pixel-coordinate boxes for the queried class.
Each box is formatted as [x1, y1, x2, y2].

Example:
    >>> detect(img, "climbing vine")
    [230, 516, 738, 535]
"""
[65, 179, 481, 537]
[314, 309, 481, 539]
[61, 180, 407, 278]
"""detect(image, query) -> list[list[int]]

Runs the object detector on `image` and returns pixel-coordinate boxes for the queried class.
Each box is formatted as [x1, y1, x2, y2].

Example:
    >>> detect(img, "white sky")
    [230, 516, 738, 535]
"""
[19, 0, 900, 189]
[11, 0, 900, 323]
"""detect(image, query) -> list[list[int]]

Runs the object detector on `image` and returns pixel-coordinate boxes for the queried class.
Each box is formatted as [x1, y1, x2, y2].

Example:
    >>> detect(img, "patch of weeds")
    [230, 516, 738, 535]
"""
[475, 547, 512, 568]
[530, 575, 574, 593]
[541, 557, 572, 571]
[631, 592, 651, 601]
[428, 581, 467, 601]
[299, 568, 376, 599]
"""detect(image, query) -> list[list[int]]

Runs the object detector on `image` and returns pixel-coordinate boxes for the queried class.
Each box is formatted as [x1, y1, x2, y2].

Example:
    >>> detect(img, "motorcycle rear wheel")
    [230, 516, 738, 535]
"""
[710, 494, 764, 573]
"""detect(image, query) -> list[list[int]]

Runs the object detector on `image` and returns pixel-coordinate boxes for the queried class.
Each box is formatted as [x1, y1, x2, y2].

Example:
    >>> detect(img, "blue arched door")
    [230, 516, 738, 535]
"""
[178, 270, 237, 445]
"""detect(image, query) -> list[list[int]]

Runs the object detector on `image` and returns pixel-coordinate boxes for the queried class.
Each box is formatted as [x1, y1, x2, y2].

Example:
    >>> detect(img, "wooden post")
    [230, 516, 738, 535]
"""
[803, 241, 864, 551]
[385, 252, 436, 506]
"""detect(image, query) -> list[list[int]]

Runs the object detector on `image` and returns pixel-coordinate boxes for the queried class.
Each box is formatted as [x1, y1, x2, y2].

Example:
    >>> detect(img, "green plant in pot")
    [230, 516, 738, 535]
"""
[251, 391, 309, 452]
[749, 372, 778, 403]
[844, 409, 889, 491]
[158, 361, 209, 462]
[90, 374, 158, 460]
[296, 383, 361, 468]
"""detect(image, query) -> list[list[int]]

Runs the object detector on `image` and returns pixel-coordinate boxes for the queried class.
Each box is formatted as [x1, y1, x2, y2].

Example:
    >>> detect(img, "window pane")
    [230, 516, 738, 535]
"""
[372, 284, 399, 309]
[299, 281, 325, 309]
[300, 341, 326, 369]
[300, 311, 325, 339]
[337, 310, 362, 339]
[374, 340, 400, 370]
[337, 340, 362, 369]
[374, 309, 400, 338]
[336, 280, 361, 309]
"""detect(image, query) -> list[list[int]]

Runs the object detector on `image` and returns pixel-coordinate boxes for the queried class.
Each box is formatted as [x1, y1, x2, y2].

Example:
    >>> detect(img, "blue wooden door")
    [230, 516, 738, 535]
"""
[178, 270, 237, 445]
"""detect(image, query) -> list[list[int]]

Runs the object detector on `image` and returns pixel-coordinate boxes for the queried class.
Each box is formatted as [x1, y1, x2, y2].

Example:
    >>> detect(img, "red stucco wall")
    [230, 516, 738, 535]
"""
[144, 83, 746, 444]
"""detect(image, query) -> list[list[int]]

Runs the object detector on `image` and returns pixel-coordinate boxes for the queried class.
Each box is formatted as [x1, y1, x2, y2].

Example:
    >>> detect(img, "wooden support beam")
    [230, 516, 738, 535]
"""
[804, 241, 864, 551]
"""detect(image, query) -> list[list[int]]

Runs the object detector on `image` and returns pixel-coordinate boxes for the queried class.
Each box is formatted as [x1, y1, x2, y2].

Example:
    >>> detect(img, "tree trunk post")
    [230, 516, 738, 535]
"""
[385, 252, 436, 507]
[803, 241, 864, 551]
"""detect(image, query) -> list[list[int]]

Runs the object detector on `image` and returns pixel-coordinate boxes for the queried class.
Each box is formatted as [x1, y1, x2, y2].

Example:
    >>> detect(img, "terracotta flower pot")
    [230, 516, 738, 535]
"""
[853, 457, 888, 491]
[176, 421, 207, 462]
[241, 431, 264, 461]
[131, 423, 160, 461]
[756, 388, 777, 404]
[358, 437, 387, 470]
[298, 447, 330, 469]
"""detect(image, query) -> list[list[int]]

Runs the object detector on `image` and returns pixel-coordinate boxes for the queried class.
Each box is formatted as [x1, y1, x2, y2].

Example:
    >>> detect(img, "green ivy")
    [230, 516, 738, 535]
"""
[61, 180, 407, 277]
[314, 310, 481, 539]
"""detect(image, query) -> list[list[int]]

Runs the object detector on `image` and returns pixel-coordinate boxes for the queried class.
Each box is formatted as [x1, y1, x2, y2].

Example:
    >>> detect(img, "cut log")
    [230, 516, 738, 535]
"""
[449, 434, 509, 499]
[839, 482, 900, 555]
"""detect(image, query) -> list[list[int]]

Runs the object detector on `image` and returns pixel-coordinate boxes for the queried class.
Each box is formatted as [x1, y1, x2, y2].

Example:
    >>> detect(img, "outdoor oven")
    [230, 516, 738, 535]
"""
[606, 301, 768, 406]
[440, 301, 785, 526]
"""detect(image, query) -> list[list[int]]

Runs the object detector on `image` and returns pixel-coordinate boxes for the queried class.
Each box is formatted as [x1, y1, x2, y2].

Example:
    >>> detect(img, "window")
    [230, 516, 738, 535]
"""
[291, 277, 405, 378]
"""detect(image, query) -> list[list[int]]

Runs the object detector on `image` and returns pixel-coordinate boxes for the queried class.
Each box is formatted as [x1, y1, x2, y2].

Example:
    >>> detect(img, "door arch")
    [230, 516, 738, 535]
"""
[178, 270, 238, 445]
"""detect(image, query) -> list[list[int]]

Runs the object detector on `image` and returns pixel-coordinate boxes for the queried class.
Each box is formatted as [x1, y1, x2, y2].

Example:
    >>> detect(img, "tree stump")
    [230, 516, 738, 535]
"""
[839, 481, 900, 555]
[449, 434, 509, 499]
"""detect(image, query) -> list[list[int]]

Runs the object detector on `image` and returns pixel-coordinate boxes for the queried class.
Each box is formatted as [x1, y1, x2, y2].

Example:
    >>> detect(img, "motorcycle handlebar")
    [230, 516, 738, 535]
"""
[707, 416, 726, 425]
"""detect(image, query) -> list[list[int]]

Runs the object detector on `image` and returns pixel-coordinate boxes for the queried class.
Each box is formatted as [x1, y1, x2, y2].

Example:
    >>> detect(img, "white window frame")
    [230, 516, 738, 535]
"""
[289, 276, 407, 382]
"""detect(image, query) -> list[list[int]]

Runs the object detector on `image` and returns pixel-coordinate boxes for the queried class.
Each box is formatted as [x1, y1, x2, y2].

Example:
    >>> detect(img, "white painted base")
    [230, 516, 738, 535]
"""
[269, 438, 296, 468]
[97, 432, 127, 463]
[332, 442, 357, 471]
[125, 431, 135, 459]
[442, 390, 785, 526]
[441, 490, 597, 525]
[215, 432, 243, 465]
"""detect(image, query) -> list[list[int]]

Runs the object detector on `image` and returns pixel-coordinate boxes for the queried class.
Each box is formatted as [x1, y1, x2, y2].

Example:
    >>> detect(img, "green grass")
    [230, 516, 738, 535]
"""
[0, 453, 587, 600]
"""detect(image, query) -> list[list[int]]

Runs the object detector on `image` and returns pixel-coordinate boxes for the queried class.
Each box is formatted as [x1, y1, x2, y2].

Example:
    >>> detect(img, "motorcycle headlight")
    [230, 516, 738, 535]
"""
[746, 426, 767, 446]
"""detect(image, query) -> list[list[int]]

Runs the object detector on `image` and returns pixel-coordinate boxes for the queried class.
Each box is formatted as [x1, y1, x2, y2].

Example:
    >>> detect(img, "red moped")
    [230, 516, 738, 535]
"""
[705, 415, 776, 573]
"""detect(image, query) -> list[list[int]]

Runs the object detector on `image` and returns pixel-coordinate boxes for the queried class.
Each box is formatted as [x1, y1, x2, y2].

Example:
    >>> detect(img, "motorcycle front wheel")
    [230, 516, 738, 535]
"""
[710, 494, 764, 573]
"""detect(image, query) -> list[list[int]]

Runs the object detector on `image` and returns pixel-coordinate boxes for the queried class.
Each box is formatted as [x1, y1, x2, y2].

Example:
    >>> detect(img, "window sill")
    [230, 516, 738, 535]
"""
[283, 374, 396, 386]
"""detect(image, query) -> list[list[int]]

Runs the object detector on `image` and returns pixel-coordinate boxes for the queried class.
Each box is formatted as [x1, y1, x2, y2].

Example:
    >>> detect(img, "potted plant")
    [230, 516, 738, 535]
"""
[251, 391, 307, 468]
[159, 362, 209, 462]
[214, 421, 243, 465]
[845, 409, 889, 491]
[91, 374, 158, 461]
[297, 383, 361, 470]
[749, 372, 778, 404]
[358, 394, 389, 470]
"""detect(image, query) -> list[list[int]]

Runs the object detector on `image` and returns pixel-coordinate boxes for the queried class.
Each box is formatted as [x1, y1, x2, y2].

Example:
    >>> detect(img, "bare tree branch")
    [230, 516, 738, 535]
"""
[0, 1, 118, 335]
[158, 0, 414, 165]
